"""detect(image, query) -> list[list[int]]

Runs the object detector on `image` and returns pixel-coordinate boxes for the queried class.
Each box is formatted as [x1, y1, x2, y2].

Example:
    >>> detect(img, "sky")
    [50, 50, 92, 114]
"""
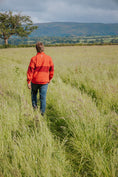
[0, 0, 118, 23]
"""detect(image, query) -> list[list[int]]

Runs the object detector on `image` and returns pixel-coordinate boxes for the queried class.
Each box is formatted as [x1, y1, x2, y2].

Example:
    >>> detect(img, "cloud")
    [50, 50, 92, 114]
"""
[71, 0, 117, 9]
[0, 0, 118, 23]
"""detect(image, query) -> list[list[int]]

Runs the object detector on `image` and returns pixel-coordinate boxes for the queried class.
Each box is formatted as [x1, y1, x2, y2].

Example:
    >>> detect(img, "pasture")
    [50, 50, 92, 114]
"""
[0, 45, 118, 177]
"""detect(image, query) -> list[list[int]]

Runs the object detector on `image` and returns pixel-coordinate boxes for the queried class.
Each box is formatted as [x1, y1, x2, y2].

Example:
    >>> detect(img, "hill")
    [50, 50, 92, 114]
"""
[30, 22, 118, 37]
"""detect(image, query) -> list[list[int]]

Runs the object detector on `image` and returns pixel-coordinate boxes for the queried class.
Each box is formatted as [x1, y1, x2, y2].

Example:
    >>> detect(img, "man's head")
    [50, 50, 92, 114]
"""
[36, 42, 44, 53]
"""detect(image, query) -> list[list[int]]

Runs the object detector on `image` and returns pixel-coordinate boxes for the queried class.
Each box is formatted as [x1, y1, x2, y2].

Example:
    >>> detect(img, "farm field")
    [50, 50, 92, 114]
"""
[0, 45, 118, 177]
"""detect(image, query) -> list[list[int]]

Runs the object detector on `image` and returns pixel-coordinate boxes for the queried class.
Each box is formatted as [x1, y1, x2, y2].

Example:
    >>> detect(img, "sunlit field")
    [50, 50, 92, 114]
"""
[0, 45, 118, 177]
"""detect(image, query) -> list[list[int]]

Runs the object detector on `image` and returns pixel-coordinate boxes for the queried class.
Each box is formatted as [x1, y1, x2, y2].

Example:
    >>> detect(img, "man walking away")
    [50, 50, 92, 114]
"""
[27, 42, 54, 116]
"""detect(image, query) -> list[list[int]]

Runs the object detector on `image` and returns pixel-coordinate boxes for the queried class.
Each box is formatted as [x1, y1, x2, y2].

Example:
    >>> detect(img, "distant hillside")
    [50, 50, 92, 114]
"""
[30, 22, 118, 37]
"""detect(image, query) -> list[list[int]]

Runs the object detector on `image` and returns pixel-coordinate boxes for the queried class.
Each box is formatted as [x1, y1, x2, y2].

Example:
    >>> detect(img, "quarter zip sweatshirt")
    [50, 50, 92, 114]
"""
[27, 52, 54, 84]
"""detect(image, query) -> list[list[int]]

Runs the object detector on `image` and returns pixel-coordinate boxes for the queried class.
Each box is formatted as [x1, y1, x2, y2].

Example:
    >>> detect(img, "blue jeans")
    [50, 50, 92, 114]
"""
[31, 83, 48, 115]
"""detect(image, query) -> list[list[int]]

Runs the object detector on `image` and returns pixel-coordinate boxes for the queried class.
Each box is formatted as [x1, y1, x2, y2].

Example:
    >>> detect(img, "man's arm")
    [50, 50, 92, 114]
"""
[49, 57, 54, 81]
[27, 57, 35, 89]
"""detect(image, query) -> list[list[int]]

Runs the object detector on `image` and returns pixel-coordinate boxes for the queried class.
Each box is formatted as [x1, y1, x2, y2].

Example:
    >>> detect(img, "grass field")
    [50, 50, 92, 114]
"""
[0, 45, 118, 177]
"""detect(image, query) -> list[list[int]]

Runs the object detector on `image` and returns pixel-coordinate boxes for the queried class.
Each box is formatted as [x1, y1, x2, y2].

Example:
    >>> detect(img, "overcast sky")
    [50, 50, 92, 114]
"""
[0, 0, 118, 23]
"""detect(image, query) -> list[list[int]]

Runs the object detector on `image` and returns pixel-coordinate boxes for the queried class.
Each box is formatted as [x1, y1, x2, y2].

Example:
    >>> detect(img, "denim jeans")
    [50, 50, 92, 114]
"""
[31, 83, 48, 115]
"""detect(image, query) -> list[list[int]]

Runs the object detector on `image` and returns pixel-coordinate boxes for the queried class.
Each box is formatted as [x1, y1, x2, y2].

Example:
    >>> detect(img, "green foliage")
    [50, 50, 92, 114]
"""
[1, 35, 118, 47]
[0, 46, 118, 176]
[0, 11, 38, 45]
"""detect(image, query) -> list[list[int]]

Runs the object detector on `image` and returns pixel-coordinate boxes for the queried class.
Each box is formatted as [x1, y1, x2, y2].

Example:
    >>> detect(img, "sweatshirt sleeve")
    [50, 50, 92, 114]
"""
[49, 57, 54, 81]
[27, 57, 36, 84]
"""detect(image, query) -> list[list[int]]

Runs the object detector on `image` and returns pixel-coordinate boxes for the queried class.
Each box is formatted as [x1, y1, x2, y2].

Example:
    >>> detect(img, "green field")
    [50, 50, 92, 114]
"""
[0, 46, 118, 177]
[1, 35, 118, 46]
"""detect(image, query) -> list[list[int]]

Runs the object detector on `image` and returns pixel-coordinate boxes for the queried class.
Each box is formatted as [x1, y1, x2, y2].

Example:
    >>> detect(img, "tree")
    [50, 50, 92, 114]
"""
[0, 11, 38, 45]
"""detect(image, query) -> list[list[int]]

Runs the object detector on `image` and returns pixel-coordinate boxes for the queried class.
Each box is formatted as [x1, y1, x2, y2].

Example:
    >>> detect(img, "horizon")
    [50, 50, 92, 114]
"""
[34, 21, 118, 24]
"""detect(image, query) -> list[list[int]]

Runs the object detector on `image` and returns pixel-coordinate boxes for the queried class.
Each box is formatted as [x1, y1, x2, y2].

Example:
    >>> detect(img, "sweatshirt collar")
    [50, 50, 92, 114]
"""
[37, 52, 44, 55]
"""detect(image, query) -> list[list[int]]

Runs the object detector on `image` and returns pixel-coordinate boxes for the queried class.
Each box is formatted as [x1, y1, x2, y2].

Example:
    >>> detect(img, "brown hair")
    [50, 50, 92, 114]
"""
[36, 42, 44, 53]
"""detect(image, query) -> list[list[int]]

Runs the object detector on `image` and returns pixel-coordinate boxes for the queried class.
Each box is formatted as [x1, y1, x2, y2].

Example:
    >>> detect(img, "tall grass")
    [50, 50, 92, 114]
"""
[0, 46, 118, 176]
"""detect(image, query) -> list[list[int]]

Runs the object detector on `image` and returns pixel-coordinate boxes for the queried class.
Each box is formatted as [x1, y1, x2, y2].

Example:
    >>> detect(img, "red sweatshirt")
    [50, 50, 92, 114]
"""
[27, 52, 54, 84]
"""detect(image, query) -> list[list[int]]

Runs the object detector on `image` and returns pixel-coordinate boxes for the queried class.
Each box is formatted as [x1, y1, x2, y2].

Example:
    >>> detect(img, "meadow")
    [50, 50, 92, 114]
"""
[0, 45, 118, 177]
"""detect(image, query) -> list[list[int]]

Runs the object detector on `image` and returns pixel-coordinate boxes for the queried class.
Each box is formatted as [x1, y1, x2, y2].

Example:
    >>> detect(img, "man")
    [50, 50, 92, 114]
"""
[27, 42, 54, 116]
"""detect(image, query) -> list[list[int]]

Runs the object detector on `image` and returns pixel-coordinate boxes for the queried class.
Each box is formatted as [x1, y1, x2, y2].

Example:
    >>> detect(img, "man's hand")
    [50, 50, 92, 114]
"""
[28, 82, 31, 89]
